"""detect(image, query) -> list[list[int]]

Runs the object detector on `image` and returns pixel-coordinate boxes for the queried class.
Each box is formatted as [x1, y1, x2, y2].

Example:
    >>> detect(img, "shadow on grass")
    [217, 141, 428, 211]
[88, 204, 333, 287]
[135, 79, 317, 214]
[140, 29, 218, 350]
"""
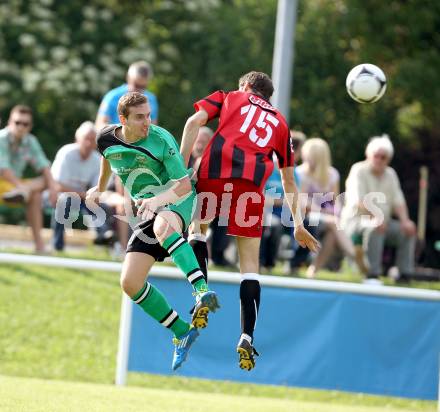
[0, 276, 12, 285]
[5, 263, 55, 283]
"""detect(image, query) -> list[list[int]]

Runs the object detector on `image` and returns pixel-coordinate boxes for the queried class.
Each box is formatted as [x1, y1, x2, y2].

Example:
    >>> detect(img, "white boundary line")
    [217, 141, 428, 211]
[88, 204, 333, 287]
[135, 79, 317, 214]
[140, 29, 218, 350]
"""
[1, 253, 440, 301]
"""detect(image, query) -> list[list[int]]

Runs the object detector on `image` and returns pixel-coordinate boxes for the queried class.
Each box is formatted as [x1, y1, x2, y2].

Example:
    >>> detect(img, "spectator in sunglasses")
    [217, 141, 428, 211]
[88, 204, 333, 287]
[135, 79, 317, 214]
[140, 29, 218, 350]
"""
[0, 105, 57, 252]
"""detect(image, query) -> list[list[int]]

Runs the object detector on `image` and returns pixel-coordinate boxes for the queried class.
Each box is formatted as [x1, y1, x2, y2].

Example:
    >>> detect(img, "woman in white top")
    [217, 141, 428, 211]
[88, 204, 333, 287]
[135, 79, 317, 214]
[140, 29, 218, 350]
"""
[296, 138, 355, 278]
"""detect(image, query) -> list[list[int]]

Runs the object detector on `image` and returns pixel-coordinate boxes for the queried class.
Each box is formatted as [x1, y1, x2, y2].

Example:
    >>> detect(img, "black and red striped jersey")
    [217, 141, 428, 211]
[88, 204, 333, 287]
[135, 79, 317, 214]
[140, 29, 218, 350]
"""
[194, 90, 294, 190]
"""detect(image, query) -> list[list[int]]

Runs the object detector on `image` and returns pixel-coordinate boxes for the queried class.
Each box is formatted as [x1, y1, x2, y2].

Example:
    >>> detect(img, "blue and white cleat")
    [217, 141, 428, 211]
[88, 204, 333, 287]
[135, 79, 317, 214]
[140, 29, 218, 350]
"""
[191, 290, 220, 329]
[172, 326, 200, 371]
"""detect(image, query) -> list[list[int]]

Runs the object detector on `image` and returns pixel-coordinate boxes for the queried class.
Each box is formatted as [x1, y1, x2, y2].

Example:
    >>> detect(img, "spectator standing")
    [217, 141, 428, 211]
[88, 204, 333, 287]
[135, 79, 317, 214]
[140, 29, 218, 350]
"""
[341, 135, 416, 284]
[95, 61, 159, 129]
[0, 105, 57, 252]
[50, 121, 118, 251]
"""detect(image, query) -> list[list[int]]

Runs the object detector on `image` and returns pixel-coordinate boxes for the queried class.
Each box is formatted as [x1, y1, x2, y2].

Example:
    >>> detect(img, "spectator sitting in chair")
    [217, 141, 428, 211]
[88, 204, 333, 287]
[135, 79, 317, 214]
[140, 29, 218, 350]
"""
[0, 105, 57, 252]
[259, 156, 290, 273]
[297, 138, 355, 278]
[50, 121, 120, 251]
[340, 134, 417, 284]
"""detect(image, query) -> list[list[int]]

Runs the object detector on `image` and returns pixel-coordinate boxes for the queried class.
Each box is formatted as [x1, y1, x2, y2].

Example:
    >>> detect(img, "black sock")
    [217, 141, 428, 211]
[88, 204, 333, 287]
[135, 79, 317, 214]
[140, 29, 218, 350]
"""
[240, 279, 261, 339]
[189, 239, 208, 282]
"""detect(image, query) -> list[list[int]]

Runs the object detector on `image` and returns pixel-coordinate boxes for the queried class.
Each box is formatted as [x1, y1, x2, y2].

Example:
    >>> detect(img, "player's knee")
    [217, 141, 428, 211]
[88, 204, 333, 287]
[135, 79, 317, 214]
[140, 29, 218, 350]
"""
[119, 272, 130, 293]
[120, 272, 141, 296]
[152, 218, 168, 240]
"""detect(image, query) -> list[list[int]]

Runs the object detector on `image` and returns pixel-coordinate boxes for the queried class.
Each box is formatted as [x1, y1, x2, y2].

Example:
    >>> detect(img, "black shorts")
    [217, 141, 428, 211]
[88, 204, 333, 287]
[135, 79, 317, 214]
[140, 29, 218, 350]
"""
[126, 218, 169, 261]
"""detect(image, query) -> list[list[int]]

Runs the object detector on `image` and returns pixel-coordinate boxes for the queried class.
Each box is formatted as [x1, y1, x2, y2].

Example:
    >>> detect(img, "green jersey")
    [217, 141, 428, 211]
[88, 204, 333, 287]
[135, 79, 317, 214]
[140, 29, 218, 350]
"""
[97, 124, 191, 200]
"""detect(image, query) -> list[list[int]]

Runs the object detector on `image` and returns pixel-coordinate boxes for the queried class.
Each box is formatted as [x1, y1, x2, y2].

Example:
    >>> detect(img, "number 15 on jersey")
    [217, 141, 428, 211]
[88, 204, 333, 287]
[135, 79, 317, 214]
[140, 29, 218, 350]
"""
[240, 104, 279, 148]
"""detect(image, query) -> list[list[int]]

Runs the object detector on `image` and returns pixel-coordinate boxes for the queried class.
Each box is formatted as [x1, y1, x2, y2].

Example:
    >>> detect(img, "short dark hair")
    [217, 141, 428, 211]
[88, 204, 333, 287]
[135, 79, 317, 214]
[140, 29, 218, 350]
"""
[117, 92, 148, 118]
[10, 105, 33, 118]
[238, 71, 274, 101]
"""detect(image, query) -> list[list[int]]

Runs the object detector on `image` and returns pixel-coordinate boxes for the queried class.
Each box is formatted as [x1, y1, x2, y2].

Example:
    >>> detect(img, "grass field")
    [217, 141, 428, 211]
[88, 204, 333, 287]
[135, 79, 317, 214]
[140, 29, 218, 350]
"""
[0, 374, 435, 412]
[0, 261, 437, 412]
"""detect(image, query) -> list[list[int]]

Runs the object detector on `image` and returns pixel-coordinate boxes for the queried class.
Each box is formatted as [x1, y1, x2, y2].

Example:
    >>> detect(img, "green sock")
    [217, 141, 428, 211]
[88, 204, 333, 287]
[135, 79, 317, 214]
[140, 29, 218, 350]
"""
[132, 282, 190, 338]
[162, 232, 208, 293]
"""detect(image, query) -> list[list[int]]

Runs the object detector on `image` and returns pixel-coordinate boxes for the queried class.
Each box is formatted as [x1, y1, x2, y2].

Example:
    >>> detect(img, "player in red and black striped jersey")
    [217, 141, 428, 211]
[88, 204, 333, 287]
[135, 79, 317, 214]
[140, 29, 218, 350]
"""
[181, 71, 319, 371]
[195, 90, 294, 189]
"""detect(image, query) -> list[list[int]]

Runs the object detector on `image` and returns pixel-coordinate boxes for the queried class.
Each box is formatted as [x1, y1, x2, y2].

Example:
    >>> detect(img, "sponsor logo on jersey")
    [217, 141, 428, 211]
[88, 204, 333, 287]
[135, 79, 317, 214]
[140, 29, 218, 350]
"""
[248, 95, 276, 113]
[168, 147, 176, 156]
[135, 154, 148, 163]
[108, 153, 122, 160]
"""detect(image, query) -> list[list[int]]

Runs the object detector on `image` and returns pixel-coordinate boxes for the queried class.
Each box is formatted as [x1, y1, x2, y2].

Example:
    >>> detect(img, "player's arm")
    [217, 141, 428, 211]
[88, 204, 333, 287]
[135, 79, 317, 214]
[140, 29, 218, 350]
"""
[280, 166, 320, 252]
[136, 175, 192, 221]
[138, 135, 194, 220]
[97, 157, 112, 192]
[137, 175, 192, 217]
[86, 157, 112, 204]
[180, 109, 209, 167]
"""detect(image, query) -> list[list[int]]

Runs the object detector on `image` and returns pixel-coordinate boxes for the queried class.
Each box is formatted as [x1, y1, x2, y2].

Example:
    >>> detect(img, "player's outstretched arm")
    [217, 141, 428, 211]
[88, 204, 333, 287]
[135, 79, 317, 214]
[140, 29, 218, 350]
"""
[180, 109, 209, 166]
[280, 166, 320, 253]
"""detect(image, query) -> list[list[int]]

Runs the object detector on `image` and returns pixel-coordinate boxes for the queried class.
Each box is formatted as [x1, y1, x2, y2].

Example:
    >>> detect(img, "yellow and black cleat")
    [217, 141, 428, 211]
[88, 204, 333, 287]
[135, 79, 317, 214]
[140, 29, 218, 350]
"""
[192, 306, 209, 329]
[191, 290, 220, 329]
[237, 339, 259, 371]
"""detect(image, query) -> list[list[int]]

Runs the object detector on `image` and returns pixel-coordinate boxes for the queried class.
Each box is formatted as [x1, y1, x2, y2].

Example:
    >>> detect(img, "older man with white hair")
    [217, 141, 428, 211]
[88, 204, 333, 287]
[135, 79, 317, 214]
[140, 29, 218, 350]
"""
[51, 121, 115, 251]
[340, 134, 417, 284]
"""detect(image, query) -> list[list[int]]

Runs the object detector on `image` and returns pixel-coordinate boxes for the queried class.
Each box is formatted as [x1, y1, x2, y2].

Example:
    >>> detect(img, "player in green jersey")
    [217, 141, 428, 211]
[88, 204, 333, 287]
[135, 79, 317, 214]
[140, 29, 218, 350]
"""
[86, 92, 220, 371]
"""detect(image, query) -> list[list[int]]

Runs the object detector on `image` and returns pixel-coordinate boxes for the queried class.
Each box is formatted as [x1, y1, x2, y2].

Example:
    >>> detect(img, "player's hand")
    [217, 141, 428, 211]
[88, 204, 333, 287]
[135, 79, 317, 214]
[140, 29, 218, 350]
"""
[85, 186, 101, 206]
[136, 198, 158, 221]
[294, 225, 320, 253]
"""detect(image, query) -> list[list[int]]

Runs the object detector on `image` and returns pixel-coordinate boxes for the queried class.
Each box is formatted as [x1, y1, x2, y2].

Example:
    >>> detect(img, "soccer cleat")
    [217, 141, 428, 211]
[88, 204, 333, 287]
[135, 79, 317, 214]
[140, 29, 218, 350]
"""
[237, 338, 259, 371]
[171, 326, 199, 371]
[191, 290, 220, 329]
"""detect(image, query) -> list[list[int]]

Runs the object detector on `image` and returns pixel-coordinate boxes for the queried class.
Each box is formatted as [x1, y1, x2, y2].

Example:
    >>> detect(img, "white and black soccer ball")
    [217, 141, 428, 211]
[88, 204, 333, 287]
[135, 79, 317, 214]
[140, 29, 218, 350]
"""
[346, 64, 387, 104]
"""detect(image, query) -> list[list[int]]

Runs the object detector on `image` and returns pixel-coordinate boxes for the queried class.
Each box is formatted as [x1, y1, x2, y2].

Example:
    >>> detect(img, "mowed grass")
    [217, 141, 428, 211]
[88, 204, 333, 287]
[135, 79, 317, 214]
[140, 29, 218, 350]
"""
[0, 375, 436, 412]
[0, 262, 436, 412]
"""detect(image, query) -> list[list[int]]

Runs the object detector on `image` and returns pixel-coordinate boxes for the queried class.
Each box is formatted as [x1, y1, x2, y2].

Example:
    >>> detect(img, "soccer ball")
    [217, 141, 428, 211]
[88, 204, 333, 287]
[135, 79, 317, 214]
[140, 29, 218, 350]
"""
[346, 64, 387, 104]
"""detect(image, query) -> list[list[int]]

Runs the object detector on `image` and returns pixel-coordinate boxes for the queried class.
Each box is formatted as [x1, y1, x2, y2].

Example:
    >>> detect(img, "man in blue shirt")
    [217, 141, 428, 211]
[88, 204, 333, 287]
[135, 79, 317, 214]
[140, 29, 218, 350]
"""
[95, 61, 159, 129]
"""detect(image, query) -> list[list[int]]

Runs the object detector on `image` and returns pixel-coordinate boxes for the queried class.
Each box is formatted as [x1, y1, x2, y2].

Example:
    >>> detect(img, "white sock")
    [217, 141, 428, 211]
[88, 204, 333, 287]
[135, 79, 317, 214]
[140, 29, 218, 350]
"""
[240, 333, 253, 344]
